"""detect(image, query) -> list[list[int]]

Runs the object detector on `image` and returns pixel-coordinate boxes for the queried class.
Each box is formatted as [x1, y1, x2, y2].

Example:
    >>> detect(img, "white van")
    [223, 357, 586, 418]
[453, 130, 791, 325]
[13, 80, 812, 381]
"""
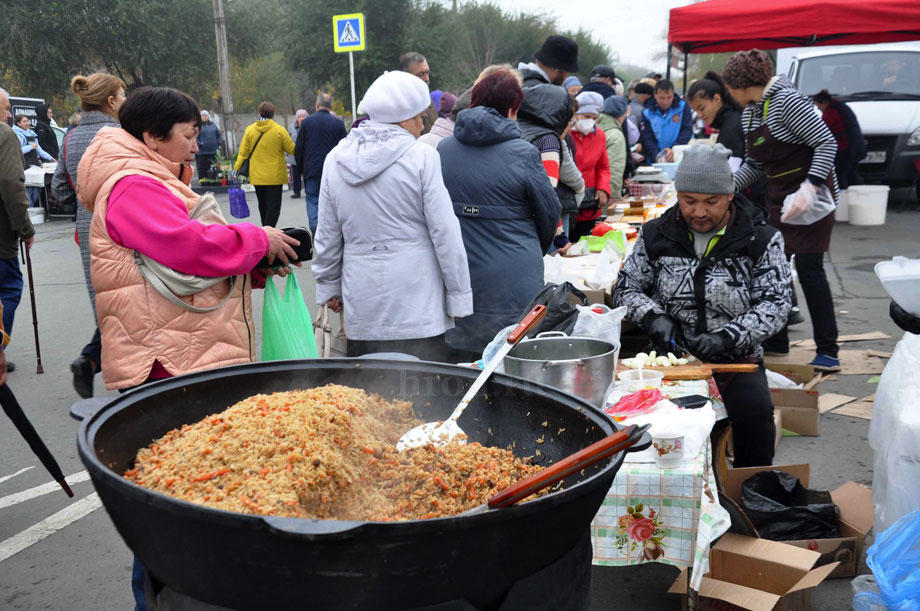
[778, 43, 920, 193]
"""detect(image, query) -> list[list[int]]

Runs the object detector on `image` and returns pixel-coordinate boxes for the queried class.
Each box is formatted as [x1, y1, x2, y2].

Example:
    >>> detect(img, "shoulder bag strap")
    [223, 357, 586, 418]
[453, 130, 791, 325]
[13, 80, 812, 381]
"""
[134, 255, 237, 313]
[245, 131, 266, 162]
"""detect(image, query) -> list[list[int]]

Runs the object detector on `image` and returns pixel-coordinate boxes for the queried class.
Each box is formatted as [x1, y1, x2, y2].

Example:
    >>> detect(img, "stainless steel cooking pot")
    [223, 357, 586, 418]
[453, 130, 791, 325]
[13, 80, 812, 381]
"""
[504, 332, 618, 406]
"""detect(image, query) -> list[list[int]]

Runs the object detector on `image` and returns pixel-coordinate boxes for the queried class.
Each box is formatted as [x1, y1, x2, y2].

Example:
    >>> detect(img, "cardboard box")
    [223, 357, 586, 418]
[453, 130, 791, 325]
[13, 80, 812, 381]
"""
[764, 363, 820, 436]
[724, 464, 874, 579]
[669, 533, 839, 610]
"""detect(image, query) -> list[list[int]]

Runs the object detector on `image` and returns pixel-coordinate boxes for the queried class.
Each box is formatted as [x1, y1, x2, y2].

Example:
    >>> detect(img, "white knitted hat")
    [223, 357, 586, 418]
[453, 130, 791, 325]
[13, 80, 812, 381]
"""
[360, 71, 431, 124]
[575, 91, 604, 117]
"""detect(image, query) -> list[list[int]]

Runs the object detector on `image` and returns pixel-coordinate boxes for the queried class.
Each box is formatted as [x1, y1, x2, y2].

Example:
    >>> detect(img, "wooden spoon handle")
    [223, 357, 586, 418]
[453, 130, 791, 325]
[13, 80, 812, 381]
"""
[506, 305, 547, 343]
[488, 424, 649, 509]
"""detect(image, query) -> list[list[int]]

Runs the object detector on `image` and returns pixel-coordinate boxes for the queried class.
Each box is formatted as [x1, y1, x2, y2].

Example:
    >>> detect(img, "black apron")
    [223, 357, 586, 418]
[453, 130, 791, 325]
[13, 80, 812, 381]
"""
[745, 99, 835, 255]
[22, 132, 41, 168]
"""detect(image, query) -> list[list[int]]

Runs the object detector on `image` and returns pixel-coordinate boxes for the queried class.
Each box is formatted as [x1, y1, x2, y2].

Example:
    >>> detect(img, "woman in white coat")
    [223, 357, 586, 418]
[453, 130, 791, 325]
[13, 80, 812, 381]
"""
[312, 71, 473, 361]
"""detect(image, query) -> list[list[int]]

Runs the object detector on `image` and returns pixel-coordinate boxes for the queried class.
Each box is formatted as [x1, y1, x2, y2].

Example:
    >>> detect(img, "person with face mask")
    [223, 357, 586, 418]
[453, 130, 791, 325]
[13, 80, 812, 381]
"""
[312, 71, 472, 361]
[615, 143, 792, 467]
[569, 91, 611, 243]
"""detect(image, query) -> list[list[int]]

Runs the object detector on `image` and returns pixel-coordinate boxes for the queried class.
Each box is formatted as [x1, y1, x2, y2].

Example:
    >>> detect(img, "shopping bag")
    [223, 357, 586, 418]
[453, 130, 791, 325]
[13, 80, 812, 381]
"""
[313, 304, 348, 358]
[261, 273, 318, 361]
[228, 186, 250, 219]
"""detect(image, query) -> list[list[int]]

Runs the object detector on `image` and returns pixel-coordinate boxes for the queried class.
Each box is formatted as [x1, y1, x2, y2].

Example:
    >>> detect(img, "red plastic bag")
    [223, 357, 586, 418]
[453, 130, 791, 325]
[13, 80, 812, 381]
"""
[604, 388, 663, 421]
[592, 222, 614, 237]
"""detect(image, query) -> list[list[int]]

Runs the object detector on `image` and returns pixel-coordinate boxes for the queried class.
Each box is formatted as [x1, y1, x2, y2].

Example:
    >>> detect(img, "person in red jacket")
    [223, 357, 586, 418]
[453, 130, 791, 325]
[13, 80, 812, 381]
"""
[570, 91, 611, 242]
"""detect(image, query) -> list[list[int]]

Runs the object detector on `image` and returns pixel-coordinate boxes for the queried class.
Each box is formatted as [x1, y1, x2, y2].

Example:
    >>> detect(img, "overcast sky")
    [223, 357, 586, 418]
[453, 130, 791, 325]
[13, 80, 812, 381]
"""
[493, 0, 693, 70]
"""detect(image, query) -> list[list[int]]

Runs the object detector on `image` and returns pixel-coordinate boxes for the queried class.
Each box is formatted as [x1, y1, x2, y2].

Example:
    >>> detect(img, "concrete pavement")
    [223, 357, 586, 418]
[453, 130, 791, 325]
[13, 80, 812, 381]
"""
[0, 190, 915, 610]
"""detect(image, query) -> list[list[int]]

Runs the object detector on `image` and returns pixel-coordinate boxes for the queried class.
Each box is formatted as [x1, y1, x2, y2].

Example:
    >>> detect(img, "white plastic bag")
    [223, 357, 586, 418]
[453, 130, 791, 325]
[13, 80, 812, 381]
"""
[765, 368, 803, 390]
[781, 181, 836, 225]
[543, 254, 564, 285]
[584, 244, 621, 290]
[617, 400, 717, 464]
[868, 333, 920, 533]
[573, 304, 626, 348]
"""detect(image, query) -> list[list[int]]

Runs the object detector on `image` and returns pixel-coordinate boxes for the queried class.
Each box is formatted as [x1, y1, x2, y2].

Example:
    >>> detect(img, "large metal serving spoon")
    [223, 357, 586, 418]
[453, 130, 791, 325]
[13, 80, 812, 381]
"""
[396, 305, 547, 451]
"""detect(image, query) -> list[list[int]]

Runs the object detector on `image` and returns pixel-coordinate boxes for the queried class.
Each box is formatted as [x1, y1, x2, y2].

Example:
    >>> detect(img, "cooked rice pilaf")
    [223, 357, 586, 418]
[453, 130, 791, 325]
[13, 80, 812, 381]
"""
[125, 384, 545, 520]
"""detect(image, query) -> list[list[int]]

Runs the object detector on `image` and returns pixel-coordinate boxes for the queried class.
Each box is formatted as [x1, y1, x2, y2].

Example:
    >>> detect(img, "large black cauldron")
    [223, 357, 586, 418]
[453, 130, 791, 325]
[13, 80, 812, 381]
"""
[78, 360, 639, 610]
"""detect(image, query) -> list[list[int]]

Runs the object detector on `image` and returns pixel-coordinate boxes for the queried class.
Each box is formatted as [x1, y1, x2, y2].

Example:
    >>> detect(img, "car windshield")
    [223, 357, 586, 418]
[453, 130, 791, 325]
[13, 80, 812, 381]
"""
[797, 51, 920, 98]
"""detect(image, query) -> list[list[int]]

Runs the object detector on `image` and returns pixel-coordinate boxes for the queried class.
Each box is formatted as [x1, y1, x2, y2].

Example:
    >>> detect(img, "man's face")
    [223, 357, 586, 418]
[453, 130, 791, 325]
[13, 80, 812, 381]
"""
[678, 192, 732, 233]
[47, 108, 53, 120]
[0, 94, 9, 123]
[549, 68, 568, 86]
[201, 113, 209, 123]
[654, 88, 674, 110]
[409, 60, 430, 84]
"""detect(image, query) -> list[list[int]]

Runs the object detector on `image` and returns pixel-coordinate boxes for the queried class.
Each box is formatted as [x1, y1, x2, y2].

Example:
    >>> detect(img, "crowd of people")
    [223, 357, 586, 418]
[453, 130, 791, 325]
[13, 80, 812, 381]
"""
[0, 32, 886, 608]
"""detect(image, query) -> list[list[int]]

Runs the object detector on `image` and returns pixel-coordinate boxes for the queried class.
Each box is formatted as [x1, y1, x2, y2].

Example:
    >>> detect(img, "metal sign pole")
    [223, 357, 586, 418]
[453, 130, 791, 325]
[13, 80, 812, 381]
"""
[349, 51, 357, 120]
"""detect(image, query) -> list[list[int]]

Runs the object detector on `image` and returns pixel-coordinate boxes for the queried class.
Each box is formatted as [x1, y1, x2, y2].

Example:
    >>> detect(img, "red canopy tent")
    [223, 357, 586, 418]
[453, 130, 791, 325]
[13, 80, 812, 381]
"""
[668, 0, 920, 54]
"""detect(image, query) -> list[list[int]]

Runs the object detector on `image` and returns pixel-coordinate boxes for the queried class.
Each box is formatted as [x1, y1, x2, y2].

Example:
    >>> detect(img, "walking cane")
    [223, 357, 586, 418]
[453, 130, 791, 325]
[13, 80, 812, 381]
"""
[20, 240, 43, 374]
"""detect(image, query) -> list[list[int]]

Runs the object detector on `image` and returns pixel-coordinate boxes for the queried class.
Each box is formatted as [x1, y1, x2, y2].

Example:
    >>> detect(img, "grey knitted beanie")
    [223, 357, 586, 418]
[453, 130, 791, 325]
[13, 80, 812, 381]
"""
[674, 143, 734, 194]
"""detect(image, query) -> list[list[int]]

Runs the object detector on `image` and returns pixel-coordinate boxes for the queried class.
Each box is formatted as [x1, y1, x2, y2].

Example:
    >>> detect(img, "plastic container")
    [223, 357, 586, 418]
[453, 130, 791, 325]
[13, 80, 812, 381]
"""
[875, 256, 920, 316]
[671, 145, 691, 164]
[836, 189, 849, 222]
[653, 163, 678, 180]
[617, 369, 664, 392]
[848, 185, 890, 226]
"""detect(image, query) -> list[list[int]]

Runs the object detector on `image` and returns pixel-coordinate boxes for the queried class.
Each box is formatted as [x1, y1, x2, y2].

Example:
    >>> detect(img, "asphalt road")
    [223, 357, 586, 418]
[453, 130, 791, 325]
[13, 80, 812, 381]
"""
[0, 189, 916, 610]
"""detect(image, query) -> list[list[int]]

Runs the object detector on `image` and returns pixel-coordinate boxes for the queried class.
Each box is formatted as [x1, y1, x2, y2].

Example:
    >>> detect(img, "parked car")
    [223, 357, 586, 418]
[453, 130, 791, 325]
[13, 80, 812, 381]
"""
[779, 43, 920, 196]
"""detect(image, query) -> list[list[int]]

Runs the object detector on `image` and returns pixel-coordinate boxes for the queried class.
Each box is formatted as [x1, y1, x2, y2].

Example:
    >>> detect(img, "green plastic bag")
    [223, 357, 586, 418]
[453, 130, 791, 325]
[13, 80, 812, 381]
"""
[261, 273, 319, 361]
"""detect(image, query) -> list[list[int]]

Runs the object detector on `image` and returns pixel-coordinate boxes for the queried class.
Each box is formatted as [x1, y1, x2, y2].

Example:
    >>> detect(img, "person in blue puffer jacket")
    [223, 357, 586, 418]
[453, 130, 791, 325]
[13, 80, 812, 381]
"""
[638, 79, 692, 163]
[12, 114, 54, 207]
[437, 67, 561, 361]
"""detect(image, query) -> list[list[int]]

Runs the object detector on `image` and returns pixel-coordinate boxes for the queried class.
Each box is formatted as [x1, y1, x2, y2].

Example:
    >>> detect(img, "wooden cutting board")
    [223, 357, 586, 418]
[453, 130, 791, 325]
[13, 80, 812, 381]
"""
[615, 361, 759, 380]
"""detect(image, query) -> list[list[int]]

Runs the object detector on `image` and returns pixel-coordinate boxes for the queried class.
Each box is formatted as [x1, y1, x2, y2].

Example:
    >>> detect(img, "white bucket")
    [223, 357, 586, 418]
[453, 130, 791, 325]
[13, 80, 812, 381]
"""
[836, 189, 849, 222]
[848, 185, 890, 226]
[28, 208, 44, 225]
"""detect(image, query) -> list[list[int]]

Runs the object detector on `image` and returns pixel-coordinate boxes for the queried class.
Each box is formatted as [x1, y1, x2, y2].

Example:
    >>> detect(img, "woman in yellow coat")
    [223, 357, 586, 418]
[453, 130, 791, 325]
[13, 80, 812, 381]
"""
[235, 101, 295, 226]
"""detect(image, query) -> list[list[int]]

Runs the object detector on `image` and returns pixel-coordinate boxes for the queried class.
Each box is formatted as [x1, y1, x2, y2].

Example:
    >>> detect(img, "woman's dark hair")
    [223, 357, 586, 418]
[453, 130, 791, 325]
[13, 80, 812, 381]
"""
[119, 86, 202, 141]
[722, 49, 774, 89]
[813, 89, 834, 104]
[258, 101, 275, 119]
[14, 114, 28, 125]
[687, 71, 742, 111]
[471, 68, 524, 117]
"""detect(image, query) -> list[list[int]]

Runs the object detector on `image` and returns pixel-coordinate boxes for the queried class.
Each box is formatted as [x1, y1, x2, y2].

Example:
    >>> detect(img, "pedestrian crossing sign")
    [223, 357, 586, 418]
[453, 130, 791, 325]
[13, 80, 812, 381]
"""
[333, 13, 365, 53]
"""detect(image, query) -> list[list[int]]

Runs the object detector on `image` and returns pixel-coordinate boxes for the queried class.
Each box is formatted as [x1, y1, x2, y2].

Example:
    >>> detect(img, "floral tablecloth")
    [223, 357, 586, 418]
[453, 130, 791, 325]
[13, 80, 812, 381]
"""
[591, 378, 731, 590]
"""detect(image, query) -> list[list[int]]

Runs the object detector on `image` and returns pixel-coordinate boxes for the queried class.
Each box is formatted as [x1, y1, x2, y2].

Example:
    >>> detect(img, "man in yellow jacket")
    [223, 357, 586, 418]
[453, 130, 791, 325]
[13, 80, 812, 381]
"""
[234, 101, 295, 227]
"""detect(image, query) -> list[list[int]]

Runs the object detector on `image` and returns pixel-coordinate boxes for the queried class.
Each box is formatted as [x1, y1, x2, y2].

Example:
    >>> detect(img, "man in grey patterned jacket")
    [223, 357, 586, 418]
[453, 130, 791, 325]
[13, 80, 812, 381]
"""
[614, 143, 791, 467]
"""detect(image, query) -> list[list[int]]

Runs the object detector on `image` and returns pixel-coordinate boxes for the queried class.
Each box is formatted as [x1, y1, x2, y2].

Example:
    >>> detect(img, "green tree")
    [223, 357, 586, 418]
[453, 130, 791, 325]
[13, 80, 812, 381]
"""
[0, 0, 218, 104]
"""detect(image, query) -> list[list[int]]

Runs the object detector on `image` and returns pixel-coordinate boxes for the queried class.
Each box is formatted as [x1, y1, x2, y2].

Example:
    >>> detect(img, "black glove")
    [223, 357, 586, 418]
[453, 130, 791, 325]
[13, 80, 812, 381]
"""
[646, 314, 677, 352]
[890, 300, 920, 335]
[690, 332, 732, 362]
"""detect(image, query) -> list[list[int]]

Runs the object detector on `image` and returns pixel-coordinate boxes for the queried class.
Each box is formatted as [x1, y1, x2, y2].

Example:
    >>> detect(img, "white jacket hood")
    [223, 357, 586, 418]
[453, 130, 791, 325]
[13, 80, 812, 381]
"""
[334, 121, 417, 186]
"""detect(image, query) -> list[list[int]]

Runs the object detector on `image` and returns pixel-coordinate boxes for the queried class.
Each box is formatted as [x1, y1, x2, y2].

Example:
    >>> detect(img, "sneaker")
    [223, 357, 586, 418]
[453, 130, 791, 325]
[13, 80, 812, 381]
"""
[5, 361, 15, 373]
[70, 355, 96, 399]
[290, 193, 301, 199]
[809, 354, 841, 372]
[787, 307, 805, 326]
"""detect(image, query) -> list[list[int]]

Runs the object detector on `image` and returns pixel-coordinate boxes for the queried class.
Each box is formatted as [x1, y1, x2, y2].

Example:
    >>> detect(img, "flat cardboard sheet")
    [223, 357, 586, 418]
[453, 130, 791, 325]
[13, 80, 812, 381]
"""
[791, 332, 891, 349]
[831, 394, 876, 420]
[818, 394, 856, 414]
[766, 348, 887, 375]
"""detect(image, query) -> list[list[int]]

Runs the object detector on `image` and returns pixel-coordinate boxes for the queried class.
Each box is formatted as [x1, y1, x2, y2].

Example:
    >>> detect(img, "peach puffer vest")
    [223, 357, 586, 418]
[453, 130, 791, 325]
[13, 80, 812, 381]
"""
[77, 127, 254, 390]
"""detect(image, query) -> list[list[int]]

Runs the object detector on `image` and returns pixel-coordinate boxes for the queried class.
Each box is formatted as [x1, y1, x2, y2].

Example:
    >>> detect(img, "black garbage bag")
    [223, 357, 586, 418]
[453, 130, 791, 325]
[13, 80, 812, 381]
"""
[740, 471, 841, 541]
[520, 282, 588, 338]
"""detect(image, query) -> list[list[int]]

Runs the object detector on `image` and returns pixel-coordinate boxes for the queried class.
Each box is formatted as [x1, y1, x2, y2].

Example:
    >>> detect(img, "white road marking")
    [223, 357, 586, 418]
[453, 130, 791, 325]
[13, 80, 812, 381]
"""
[0, 493, 102, 563]
[0, 470, 91, 510]
[0, 467, 34, 485]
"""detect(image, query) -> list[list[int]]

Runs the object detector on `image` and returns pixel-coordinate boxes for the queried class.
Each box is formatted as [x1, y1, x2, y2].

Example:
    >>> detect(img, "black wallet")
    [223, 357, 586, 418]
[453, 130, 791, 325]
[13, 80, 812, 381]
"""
[257, 227, 313, 268]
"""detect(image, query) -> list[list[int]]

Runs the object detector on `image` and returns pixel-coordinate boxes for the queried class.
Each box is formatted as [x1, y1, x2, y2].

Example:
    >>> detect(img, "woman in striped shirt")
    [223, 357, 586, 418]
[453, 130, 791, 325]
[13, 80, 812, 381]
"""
[725, 49, 840, 372]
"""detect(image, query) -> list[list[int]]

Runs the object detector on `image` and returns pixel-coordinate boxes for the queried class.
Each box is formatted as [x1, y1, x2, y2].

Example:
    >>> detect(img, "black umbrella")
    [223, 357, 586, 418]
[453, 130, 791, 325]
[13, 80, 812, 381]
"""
[0, 384, 73, 497]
